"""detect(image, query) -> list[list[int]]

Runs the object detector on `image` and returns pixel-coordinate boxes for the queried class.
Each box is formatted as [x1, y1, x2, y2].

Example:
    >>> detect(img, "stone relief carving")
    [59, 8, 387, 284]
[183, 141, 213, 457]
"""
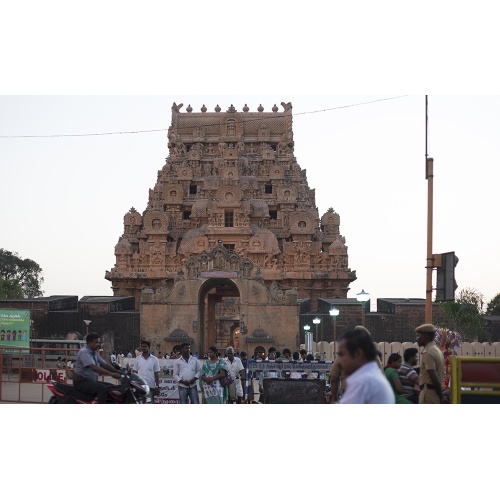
[171, 102, 183, 113]
[185, 256, 197, 278]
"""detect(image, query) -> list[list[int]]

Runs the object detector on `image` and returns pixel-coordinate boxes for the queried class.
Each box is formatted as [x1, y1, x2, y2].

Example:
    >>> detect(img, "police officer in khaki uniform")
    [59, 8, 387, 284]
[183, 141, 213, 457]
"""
[416, 323, 444, 404]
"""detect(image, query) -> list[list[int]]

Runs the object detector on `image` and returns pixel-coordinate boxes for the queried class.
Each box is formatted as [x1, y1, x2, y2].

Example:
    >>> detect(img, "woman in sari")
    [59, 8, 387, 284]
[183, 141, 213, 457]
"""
[200, 346, 229, 404]
[384, 353, 412, 404]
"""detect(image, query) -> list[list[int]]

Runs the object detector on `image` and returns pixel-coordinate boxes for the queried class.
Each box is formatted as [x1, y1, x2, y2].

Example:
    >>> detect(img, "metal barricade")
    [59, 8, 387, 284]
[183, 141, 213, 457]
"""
[1, 346, 80, 403]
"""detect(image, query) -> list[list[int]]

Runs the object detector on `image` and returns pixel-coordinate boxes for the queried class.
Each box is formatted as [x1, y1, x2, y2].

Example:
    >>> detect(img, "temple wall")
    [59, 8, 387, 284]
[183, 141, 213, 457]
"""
[139, 276, 299, 355]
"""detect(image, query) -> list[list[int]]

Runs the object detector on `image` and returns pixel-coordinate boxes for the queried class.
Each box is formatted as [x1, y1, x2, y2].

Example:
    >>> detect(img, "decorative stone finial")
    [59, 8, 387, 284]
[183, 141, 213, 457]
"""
[258, 104, 264, 112]
[186, 104, 193, 113]
[272, 104, 279, 112]
[201, 104, 207, 113]
[215, 104, 221, 112]
[227, 104, 236, 113]
[243, 104, 249, 112]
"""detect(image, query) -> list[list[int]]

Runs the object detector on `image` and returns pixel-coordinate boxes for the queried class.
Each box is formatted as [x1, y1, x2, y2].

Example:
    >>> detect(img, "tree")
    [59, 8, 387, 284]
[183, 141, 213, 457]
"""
[0, 277, 24, 298]
[438, 288, 489, 342]
[486, 293, 500, 316]
[0, 249, 44, 299]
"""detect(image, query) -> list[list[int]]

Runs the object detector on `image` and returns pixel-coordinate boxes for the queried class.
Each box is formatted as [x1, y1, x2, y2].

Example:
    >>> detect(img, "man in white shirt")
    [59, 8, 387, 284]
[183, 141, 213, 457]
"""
[173, 342, 201, 404]
[224, 347, 245, 404]
[134, 341, 160, 403]
[337, 329, 395, 404]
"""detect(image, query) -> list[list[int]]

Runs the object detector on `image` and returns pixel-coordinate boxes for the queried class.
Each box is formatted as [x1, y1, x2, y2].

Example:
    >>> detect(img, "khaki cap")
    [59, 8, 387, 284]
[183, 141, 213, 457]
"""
[415, 323, 436, 334]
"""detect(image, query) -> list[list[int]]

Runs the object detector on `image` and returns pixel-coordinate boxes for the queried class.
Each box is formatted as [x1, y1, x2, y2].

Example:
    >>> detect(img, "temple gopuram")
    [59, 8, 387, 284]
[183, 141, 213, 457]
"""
[105, 102, 356, 355]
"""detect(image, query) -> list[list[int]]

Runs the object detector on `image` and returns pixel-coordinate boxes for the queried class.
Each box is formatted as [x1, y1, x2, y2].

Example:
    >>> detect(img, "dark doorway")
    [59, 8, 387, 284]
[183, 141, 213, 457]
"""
[198, 279, 240, 356]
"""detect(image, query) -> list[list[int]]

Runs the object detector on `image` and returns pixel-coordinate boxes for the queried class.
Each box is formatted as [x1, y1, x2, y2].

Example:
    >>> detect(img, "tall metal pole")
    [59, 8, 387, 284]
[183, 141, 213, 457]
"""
[425, 96, 429, 167]
[304, 325, 312, 355]
[425, 96, 434, 323]
[329, 307, 339, 360]
[425, 158, 434, 323]
[313, 317, 321, 356]
[333, 319, 337, 359]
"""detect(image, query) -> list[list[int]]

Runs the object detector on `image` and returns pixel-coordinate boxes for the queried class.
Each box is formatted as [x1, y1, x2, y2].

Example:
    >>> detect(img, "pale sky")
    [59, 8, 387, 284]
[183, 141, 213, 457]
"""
[2, 0, 499, 486]
[1, 94, 498, 308]
[2, 3, 499, 310]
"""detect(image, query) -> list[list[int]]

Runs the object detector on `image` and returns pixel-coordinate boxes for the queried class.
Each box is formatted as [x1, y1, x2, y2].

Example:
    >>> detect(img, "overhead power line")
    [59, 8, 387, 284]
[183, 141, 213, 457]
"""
[0, 128, 169, 139]
[0, 95, 408, 139]
[293, 95, 408, 116]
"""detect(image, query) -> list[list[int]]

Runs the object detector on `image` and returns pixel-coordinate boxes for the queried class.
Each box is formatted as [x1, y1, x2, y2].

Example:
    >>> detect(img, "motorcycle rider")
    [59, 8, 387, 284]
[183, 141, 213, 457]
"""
[73, 332, 122, 403]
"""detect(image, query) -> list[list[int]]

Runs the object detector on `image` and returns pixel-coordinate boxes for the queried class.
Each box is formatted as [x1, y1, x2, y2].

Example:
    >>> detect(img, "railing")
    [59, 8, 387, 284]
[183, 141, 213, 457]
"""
[1, 347, 90, 404]
[4, 343, 500, 403]
[313, 341, 500, 365]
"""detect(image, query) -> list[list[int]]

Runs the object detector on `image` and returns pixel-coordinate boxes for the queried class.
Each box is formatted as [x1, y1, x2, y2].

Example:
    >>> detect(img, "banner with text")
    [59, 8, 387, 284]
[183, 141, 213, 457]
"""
[156, 358, 204, 404]
[0, 309, 30, 348]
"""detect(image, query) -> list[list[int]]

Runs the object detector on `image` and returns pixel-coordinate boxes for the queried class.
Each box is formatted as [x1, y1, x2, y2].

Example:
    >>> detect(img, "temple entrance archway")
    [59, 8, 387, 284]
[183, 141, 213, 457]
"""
[198, 278, 241, 356]
[140, 268, 300, 357]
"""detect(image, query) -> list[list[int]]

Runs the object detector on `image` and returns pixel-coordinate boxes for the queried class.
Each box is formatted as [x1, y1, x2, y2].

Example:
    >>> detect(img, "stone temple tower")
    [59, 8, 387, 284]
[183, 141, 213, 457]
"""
[106, 102, 356, 354]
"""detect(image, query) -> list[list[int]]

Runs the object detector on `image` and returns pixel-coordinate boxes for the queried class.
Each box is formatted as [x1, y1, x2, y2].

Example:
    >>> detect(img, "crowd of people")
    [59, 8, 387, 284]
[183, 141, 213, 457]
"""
[330, 323, 445, 404]
[70, 322, 445, 404]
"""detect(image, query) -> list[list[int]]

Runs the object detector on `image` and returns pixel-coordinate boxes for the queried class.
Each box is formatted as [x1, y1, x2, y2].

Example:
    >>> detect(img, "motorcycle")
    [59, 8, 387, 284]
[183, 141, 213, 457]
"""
[47, 365, 150, 404]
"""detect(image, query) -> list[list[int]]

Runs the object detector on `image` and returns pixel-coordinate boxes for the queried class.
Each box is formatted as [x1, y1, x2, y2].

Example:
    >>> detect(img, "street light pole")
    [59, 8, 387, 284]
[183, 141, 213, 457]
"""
[329, 307, 339, 359]
[304, 324, 312, 355]
[356, 289, 370, 326]
[313, 317, 321, 356]
[83, 320, 92, 337]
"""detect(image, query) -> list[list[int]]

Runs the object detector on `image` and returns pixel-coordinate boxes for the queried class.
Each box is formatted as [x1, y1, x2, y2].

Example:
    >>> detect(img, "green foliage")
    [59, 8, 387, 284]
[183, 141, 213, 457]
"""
[439, 288, 489, 341]
[438, 288, 490, 342]
[0, 276, 24, 298]
[486, 293, 500, 316]
[0, 248, 44, 299]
